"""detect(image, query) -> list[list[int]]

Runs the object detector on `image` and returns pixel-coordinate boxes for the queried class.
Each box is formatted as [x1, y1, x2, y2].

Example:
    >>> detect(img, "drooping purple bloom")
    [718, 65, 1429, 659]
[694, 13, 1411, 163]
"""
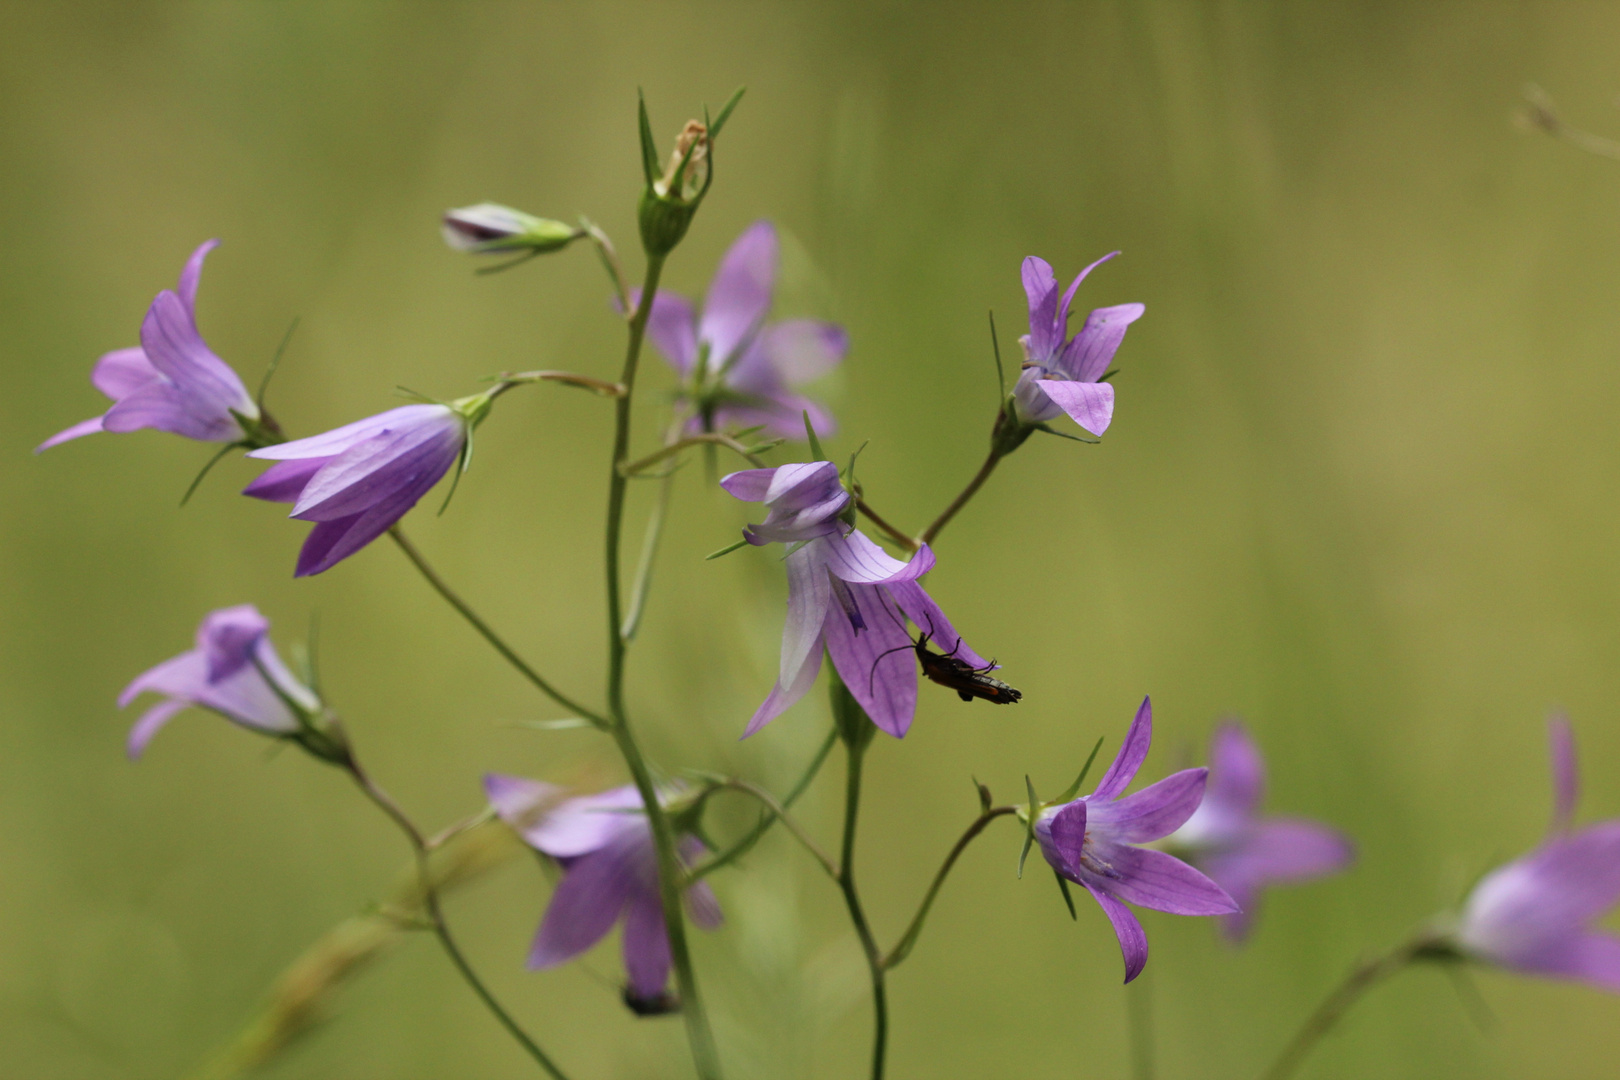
[1010, 254, 1144, 437]
[1165, 722, 1354, 942]
[38, 240, 268, 452]
[641, 220, 846, 439]
[1453, 716, 1620, 992]
[1035, 697, 1239, 983]
[722, 461, 985, 738]
[244, 404, 470, 577]
[483, 775, 722, 1010]
[119, 604, 318, 759]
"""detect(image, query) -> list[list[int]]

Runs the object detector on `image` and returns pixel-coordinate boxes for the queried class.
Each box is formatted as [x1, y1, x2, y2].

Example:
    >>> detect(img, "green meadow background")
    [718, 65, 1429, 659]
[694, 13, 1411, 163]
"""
[4, 2, 1620, 1077]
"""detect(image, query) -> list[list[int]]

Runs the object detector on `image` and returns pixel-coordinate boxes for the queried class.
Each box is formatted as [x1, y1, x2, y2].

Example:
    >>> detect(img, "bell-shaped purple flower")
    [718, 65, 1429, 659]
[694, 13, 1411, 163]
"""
[1165, 722, 1353, 942]
[1010, 254, 1144, 437]
[1453, 717, 1620, 992]
[38, 240, 269, 452]
[119, 604, 319, 759]
[722, 462, 986, 739]
[244, 403, 472, 577]
[641, 220, 846, 439]
[1034, 697, 1239, 983]
[484, 775, 722, 1010]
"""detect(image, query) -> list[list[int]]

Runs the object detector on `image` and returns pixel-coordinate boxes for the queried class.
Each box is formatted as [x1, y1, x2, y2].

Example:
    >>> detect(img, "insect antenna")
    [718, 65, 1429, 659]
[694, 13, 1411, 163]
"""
[864, 589, 921, 695]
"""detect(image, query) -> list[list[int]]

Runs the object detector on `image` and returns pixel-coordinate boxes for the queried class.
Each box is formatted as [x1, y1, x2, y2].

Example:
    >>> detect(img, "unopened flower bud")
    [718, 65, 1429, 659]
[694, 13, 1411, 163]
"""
[639, 120, 712, 257]
[441, 203, 581, 255]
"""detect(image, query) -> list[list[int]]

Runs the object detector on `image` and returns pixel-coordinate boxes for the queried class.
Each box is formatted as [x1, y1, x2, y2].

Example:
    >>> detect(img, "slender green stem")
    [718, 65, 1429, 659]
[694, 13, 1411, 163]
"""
[690, 724, 837, 883]
[601, 255, 724, 1080]
[1261, 936, 1436, 1080]
[839, 739, 889, 1080]
[699, 779, 839, 880]
[621, 414, 686, 641]
[1128, 968, 1154, 1080]
[620, 431, 771, 477]
[388, 527, 607, 728]
[344, 760, 571, 1079]
[882, 806, 1015, 970]
[918, 445, 1005, 546]
[854, 498, 919, 552]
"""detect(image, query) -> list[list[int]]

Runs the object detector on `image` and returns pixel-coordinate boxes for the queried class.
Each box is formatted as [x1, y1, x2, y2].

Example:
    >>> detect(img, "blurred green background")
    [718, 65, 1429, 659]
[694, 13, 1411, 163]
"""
[5, 2, 1620, 1077]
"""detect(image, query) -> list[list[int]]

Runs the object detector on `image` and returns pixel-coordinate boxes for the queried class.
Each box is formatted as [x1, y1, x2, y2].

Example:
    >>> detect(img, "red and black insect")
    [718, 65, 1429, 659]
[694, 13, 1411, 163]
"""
[868, 610, 1022, 704]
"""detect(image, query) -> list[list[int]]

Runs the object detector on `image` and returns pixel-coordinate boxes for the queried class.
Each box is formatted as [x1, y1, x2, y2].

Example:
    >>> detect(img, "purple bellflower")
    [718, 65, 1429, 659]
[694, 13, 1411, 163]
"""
[1450, 716, 1620, 992]
[1033, 697, 1239, 982]
[119, 604, 321, 760]
[641, 220, 847, 439]
[1164, 722, 1354, 942]
[484, 775, 722, 1011]
[721, 461, 987, 739]
[243, 396, 488, 577]
[1010, 254, 1144, 437]
[38, 241, 276, 453]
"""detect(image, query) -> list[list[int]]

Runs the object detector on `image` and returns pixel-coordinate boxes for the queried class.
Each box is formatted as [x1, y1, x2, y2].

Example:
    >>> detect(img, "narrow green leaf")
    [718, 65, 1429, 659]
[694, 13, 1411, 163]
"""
[257, 316, 299, 409]
[1055, 736, 1106, 804]
[512, 718, 593, 731]
[1054, 870, 1078, 920]
[706, 537, 750, 560]
[1036, 423, 1101, 445]
[988, 310, 1006, 400]
[179, 443, 236, 507]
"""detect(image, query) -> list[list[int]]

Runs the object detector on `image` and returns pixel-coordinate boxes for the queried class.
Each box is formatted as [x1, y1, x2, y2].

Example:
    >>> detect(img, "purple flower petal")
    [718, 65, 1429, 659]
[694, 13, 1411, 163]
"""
[642, 290, 699, 374]
[290, 419, 462, 521]
[138, 290, 254, 428]
[823, 583, 918, 738]
[103, 379, 225, 441]
[177, 239, 220, 310]
[1030, 379, 1115, 436]
[291, 473, 439, 577]
[484, 773, 569, 846]
[741, 642, 824, 738]
[1059, 303, 1146, 383]
[780, 544, 832, 692]
[718, 467, 776, 501]
[1022, 257, 1060, 360]
[1047, 800, 1088, 878]
[1207, 722, 1265, 819]
[888, 579, 992, 670]
[90, 347, 159, 399]
[243, 458, 329, 503]
[196, 605, 270, 681]
[35, 416, 105, 453]
[248, 405, 440, 462]
[1094, 844, 1239, 916]
[518, 785, 648, 859]
[1083, 883, 1149, 984]
[126, 698, 189, 759]
[1550, 714, 1578, 835]
[708, 396, 838, 440]
[1090, 768, 1208, 843]
[1092, 697, 1153, 801]
[821, 531, 935, 586]
[527, 846, 636, 970]
[754, 320, 847, 386]
[1226, 820, 1355, 884]
[1055, 252, 1120, 331]
[699, 220, 777, 368]
[620, 893, 674, 999]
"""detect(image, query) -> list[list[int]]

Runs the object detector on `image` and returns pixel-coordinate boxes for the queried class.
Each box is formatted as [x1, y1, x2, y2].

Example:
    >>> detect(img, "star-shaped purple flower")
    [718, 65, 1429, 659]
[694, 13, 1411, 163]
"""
[721, 461, 986, 738]
[484, 775, 722, 1011]
[1165, 722, 1354, 942]
[1010, 254, 1144, 437]
[119, 604, 319, 759]
[244, 403, 471, 577]
[38, 240, 270, 452]
[1453, 716, 1620, 992]
[1034, 697, 1239, 982]
[642, 220, 846, 439]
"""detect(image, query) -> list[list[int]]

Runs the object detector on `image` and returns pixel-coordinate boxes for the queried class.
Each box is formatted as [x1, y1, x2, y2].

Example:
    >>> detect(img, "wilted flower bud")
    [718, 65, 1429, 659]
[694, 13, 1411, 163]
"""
[640, 120, 711, 257]
[654, 120, 710, 201]
[441, 203, 582, 255]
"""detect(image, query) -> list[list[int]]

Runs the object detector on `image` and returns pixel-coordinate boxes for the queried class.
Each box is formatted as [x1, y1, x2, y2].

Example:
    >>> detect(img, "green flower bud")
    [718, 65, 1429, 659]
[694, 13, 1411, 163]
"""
[441, 203, 582, 255]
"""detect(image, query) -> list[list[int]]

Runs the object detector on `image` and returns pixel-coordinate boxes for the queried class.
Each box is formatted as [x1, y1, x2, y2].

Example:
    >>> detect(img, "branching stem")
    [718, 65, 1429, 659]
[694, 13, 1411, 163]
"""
[690, 724, 838, 882]
[839, 738, 889, 1080]
[882, 805, 1016, 970]
[919, 445, 1005, 546]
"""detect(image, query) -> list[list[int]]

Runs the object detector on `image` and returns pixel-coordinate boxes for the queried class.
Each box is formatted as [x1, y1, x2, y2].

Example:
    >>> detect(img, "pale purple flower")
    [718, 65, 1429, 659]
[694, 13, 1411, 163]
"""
[484, 775, 722, 1010]
[1166, 722, 1353, 942]
[1010, 254, 1144, 436]
[641, 220, 846, 439]
[722, 461, 985, 738]
[1453, 716, 1620, 992]
[119, 604, 318, 759]
[244, 404, 470, 577]
[441, 203, 581, 254]
[1035, 697, 1239, 983]
[38, 240, 268, 452]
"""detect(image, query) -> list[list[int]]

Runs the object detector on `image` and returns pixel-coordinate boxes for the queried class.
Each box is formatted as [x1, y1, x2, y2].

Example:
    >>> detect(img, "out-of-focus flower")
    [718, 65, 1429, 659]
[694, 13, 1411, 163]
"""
[245, 398, 486, 577]
[484, 775, 722, 1012]
[119, 604, 321, 759]
[1452, 716, 1620, 992]
[722, 462, 983, 738]
[38, 241, 276, 452]
[1164, 722, 1354, 941]
[441, 203, 582, 255]
[1033, 697, 1238, 983]
[1009, 254, 1144, 437]
[640, 221, 846, 439]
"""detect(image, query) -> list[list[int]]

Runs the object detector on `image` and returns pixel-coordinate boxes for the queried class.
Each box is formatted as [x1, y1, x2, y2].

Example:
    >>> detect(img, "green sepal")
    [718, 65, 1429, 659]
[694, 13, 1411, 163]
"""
[705, 537, 751, 560]
[1054, 870, 1078, 920]
[1055, 737, 1106, 804]
[1036, 423, 1101, 445]
[803, 410, 827, 462]
[707, 86, 746, 141]
[637, 89, 660, 187]
[1018, 774, 1039, 878]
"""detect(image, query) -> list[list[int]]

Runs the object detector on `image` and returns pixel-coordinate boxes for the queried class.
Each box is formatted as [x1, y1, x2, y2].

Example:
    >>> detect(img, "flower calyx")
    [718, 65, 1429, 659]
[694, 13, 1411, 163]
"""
[637, 87, 745, 258]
